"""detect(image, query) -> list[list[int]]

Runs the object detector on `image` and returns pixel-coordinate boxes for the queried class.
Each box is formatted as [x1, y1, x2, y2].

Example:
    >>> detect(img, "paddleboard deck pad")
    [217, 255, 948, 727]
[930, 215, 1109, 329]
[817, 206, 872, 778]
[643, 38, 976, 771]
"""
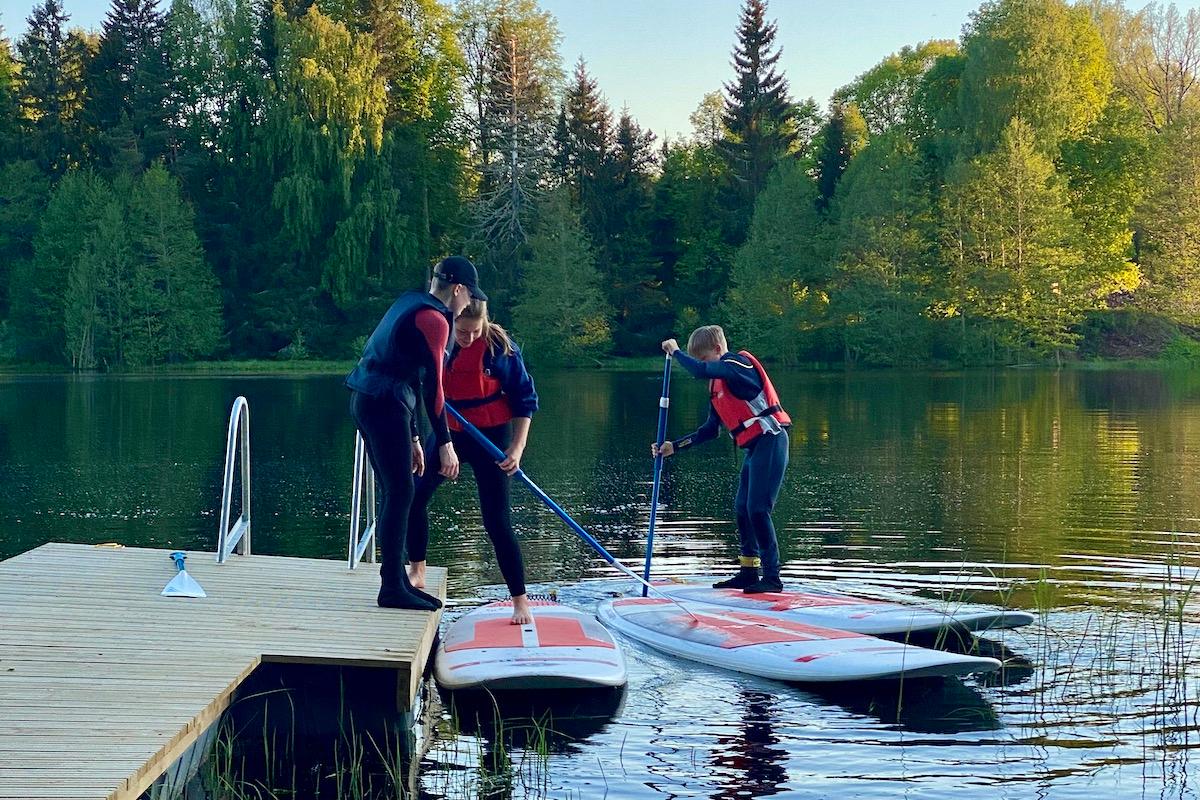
[652, 578, 1034, 635]
[598, 598, 1001, 682]
[435, 599, 627, 691]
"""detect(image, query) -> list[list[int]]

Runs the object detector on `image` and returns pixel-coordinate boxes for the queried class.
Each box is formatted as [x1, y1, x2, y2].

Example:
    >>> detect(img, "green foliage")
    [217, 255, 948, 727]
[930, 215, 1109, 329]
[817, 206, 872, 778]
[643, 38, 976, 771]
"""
[941, 118, 1085, 360]
[834, 40, 958, 135]
[1159, 335, 1200, 365]
[1137, 112, 1200, 324]
[724, 160, 829, 364]
[512, 187, 611, 365]
[831, 131, 936, 365]
[15, 166, 221, 368]
[959, 0, 1112, 154]
[815, 102, 869, 211]
[0, 160, 50, 316]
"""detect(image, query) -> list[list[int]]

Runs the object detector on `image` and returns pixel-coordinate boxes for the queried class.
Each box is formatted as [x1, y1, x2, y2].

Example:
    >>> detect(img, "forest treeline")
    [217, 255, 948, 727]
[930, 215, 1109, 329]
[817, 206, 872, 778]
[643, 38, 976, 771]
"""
[1, 0, 1198, 368]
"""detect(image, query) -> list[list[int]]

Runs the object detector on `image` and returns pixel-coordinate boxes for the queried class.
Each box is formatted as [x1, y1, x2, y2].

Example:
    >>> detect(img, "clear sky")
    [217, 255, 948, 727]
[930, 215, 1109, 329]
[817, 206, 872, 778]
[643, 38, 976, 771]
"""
[4, 0, 1198, 141]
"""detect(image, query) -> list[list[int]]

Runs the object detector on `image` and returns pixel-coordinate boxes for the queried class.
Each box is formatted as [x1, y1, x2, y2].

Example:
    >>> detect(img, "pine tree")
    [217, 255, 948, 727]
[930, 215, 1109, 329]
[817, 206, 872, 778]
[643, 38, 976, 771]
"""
[17, 0, 89, 173]
[14, 168, 107, 362]
[126, 164, 222, 362]
[830, 131, 936, 365]
[720, 0, 796, 206]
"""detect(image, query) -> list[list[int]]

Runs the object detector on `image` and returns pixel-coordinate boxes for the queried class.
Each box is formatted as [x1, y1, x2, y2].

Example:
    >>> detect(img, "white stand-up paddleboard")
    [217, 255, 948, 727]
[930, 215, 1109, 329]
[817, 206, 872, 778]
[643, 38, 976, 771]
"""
[435, 599, 628, 691]
[652, 578, 1034, 636]
[598, 598, 1002, 682]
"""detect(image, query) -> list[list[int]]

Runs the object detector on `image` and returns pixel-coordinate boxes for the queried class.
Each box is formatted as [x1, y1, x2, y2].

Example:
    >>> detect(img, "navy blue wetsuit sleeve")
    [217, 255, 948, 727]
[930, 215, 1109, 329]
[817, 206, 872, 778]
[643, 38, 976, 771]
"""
[674, 351, 762, 399]
[673, 403, 722, 451]
[498, 345, 538, 418]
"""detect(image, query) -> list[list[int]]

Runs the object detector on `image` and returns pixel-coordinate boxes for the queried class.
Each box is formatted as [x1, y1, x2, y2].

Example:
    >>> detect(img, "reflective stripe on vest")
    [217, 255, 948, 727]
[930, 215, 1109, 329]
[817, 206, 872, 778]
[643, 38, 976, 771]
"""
[709, 350, 792, 447]
[445, 337, 512, 431]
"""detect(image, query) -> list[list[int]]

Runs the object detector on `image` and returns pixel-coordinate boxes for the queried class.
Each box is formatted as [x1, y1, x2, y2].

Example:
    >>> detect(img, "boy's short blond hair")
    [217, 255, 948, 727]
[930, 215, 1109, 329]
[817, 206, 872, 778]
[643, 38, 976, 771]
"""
[687, 325, 728, 358]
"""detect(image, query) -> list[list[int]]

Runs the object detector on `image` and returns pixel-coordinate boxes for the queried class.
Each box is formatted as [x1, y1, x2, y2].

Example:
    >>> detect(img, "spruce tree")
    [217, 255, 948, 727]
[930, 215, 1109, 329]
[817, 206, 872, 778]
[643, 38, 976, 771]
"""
[720, 0, 796, 205]
[559, 57, 612, 244]
[606, 109, 668, 352]
[815, 102, 869, 211]
[17, 0, 87, 173]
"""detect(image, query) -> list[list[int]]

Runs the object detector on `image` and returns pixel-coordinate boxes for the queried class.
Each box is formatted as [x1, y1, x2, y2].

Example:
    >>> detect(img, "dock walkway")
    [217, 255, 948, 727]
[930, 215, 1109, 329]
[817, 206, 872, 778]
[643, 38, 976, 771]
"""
[0, 542, 445, 800]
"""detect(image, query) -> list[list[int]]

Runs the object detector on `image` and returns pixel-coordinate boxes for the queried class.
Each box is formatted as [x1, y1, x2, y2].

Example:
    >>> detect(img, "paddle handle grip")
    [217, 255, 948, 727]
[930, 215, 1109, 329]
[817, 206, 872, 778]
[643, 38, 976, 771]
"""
[170, 551, 187, 572]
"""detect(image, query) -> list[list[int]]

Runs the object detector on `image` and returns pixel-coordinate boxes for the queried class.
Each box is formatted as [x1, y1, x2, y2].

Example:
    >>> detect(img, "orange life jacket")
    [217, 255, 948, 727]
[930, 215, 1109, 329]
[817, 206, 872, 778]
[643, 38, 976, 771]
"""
[709, 350, 791, 447]
[445, 337, 512, 431]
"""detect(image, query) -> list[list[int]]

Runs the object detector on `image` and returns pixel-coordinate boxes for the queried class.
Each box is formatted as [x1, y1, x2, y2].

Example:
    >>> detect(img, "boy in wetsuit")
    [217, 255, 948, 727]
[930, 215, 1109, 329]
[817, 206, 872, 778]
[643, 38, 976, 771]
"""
[652, 325, 791, 594]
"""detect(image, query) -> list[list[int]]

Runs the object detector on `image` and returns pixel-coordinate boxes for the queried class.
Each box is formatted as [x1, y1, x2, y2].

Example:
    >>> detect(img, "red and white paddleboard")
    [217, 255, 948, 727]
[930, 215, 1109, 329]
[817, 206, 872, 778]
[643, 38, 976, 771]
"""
[597, 598, 1002, 682]
[652, 578, 1034, 635]
[435, 599, 627, 691]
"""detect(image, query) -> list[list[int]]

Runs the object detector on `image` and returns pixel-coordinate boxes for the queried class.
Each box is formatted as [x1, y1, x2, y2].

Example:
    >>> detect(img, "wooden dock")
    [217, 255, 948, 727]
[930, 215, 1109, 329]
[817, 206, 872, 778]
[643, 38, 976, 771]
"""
[0, 542, 445, 800]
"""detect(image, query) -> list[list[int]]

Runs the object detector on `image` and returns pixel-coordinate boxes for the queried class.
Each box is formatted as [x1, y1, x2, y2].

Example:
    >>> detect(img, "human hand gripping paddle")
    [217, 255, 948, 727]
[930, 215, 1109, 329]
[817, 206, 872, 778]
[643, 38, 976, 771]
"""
[641, 352, 672, 595]
[444, 402, 701, 622]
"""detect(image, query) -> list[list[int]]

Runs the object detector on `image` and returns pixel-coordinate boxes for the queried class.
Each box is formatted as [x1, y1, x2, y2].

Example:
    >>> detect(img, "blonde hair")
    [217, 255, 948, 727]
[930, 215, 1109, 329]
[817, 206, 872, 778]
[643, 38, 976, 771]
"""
[459, 299, 514, 356]
[687, 325, 727, 358]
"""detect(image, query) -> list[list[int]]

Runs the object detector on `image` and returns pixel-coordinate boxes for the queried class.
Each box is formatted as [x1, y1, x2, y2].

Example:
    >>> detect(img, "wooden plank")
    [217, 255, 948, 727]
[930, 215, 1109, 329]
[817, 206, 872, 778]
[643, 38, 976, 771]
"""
[0, 543, 445, 800]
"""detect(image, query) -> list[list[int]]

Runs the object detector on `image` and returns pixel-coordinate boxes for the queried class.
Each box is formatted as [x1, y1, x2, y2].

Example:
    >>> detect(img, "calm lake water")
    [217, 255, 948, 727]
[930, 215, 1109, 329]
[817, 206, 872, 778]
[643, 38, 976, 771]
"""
[2, 368, 1199, 798]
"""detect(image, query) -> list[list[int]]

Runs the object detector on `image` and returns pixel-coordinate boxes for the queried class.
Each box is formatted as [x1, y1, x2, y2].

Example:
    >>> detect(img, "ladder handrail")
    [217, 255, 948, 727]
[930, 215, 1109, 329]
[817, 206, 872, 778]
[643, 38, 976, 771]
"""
[348, 431, 378, 570]
[217, 396, 251, 564]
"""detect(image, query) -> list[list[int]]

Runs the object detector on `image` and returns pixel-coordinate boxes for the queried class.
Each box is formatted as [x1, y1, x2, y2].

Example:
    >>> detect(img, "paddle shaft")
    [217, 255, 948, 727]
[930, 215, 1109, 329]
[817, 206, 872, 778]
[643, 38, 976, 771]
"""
[642, 353, 672, 595]
[444, 403, 699, 618]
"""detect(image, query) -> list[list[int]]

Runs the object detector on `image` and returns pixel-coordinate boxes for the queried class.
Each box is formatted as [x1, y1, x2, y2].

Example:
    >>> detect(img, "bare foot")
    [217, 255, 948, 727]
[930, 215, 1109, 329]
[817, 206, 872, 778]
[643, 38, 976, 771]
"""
[407, 561, 426, 589]
[510, 594, 534, 625]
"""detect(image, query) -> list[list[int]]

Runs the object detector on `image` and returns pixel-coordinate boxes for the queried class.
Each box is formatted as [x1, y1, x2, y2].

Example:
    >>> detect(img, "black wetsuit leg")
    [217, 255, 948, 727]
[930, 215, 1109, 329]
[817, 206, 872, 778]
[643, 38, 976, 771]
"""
[350, 391, 437, 610]
[455, 424, 527, 598]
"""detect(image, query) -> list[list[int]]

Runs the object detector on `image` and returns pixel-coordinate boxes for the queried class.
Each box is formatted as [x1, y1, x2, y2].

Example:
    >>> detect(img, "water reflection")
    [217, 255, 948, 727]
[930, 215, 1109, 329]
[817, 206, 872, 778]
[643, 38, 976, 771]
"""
[710, 689, 789, 799]
[4, 369, 1200, 798]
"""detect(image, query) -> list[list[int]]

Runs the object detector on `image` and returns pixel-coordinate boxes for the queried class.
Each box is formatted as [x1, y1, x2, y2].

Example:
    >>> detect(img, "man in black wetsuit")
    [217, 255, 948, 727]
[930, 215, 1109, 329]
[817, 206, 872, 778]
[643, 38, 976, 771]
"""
[346, 256, 485, 610]
[653, 325, 791, 594]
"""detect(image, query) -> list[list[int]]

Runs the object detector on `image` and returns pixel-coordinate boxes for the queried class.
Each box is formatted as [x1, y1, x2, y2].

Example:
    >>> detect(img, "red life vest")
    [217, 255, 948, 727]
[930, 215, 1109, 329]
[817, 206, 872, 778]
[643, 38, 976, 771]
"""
[445, 337, 512, 431]
[709, 350, 791, 447]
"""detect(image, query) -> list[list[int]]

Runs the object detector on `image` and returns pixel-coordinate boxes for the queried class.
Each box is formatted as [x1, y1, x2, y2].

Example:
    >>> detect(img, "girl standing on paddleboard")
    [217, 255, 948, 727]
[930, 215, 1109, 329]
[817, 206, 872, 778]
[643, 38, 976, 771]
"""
[407, 299, 539, 624]
[653, 325, 791, 594]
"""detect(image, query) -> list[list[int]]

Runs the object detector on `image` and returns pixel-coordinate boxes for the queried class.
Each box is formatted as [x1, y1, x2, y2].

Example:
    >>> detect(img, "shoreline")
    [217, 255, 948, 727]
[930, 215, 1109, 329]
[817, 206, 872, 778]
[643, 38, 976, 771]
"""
[1, 355, 1196, 377]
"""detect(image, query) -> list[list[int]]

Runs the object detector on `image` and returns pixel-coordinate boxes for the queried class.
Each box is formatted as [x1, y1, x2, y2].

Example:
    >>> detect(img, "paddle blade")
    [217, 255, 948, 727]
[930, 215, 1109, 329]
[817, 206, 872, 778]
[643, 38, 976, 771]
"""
[162, 568, 206, 598]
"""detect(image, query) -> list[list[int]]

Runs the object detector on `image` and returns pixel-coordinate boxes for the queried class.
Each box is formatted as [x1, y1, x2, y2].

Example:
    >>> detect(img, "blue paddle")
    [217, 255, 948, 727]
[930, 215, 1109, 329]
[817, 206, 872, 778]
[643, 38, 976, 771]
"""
[642, 353, 673, 595]
[444, 402, 697, 618]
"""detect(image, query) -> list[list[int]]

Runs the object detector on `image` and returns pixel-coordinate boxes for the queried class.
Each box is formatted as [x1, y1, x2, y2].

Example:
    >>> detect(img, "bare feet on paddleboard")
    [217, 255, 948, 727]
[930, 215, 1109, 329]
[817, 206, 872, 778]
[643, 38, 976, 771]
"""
[511, 594, 533, 625]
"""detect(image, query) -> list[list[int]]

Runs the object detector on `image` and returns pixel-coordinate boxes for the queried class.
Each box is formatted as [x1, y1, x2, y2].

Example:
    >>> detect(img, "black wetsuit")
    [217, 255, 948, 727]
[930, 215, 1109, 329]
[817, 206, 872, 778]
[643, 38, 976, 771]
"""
[346, 292, 452, 608]
[408, 341, 538, 597]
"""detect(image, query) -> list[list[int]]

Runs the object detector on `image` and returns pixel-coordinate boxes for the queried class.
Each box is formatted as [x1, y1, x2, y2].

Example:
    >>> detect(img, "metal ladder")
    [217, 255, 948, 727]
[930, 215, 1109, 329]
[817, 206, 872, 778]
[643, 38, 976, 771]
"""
[348, 431, 378, 569]
[217, 396, 251, 563]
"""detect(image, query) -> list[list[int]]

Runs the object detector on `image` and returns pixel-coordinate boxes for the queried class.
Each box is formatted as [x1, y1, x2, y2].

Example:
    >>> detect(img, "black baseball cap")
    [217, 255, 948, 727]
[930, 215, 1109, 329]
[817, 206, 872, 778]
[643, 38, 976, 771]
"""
[434, 255, 487, 301]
